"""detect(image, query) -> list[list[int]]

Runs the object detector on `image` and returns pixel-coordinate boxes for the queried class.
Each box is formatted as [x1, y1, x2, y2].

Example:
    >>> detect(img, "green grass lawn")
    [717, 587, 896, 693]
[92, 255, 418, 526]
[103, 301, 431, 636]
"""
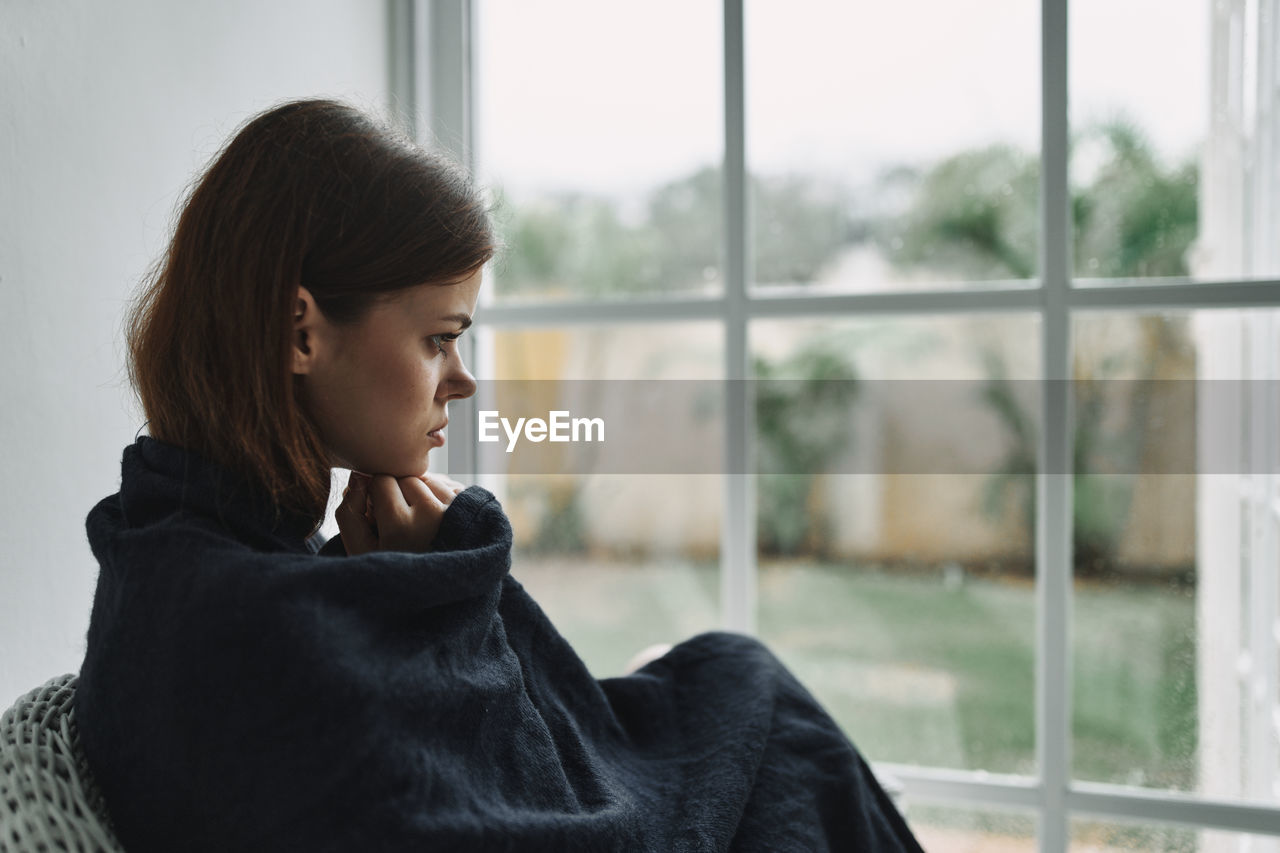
[511, 555, 1197, 790]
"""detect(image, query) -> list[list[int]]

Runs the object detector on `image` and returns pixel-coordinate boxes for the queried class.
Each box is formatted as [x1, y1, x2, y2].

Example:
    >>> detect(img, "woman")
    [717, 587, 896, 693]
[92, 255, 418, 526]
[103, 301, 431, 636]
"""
[77, 98, 924, 852]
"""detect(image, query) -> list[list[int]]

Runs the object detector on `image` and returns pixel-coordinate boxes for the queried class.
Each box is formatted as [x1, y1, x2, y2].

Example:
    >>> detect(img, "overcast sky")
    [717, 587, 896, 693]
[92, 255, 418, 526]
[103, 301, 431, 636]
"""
[475, 0, 1208, 198]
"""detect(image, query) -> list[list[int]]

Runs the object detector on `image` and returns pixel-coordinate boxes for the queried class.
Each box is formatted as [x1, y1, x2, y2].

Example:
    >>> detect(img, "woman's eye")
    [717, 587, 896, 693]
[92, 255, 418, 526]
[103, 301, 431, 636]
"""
[428, 332, 462, 357]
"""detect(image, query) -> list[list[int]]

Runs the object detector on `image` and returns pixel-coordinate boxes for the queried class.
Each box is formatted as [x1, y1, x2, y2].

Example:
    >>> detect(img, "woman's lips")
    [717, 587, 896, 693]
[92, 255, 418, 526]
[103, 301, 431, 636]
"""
[427, 426, 445, 446]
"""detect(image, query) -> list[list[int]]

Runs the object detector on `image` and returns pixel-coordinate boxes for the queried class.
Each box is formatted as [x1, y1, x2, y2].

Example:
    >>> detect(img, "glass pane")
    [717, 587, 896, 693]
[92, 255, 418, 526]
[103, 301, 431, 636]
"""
[1072, 818, 1280, 852]
[475, 1, 723, 302]
[483, 323, 723, 677]
[906, 803, 1037, 852]
[1071, 310, 1280, 805]
[1071, 0, 1280, 283]
[746, 0, 1040, 292]
[751, 314, 1040, 773]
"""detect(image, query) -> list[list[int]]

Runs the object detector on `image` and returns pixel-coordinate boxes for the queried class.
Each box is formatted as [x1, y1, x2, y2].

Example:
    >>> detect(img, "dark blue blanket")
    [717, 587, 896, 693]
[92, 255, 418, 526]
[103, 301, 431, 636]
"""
[77, 436, 924, 852]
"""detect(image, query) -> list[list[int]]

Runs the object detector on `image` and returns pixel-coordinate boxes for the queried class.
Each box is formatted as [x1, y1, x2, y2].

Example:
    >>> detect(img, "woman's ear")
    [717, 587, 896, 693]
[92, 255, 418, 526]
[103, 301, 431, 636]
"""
[292, 285, 320, 375]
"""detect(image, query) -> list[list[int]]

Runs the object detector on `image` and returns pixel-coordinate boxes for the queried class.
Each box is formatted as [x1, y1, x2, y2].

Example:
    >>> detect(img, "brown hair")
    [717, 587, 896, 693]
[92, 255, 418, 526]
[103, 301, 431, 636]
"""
[126, 98, 496, 529]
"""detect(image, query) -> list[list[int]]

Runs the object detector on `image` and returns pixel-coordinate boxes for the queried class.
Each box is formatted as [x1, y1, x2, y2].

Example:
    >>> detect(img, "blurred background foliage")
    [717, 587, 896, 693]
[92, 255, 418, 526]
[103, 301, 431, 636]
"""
[753, 338, 860, 557]
[496, 114, 1199, 578]
[492, 117, 1196, 297]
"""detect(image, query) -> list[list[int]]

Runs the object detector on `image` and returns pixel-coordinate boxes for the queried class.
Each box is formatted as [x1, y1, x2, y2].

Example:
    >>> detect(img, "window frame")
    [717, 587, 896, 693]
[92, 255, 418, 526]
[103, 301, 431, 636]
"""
[403, 0, 1280, 848]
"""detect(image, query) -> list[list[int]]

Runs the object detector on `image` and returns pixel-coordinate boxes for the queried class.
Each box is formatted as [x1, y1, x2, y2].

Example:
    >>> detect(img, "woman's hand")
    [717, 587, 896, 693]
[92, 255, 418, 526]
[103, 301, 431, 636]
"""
[336, 472, 468, 555]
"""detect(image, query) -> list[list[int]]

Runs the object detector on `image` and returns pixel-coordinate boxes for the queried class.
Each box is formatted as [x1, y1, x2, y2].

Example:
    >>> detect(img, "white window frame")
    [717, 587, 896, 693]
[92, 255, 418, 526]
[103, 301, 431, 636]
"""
[399, 0, 1280, 848]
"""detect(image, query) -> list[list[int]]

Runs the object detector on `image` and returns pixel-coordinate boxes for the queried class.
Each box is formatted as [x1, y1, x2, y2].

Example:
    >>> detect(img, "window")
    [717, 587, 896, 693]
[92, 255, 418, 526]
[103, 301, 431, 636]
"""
[407, 0, 1280, 848]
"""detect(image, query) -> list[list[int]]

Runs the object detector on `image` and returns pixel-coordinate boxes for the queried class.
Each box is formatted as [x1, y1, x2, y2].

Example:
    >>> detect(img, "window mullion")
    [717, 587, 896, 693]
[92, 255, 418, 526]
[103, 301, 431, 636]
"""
[1247, 313, 1278, 804]
[1039, 0, 1073, 850]
[1251, 37, 1279, 815]
[428, 0, 476, 481]
[721, 0, 754, 635]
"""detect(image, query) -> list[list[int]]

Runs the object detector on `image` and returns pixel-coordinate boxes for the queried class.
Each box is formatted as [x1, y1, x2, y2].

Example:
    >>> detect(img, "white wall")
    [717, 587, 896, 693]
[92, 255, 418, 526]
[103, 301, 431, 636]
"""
[0, 0, 391, 705]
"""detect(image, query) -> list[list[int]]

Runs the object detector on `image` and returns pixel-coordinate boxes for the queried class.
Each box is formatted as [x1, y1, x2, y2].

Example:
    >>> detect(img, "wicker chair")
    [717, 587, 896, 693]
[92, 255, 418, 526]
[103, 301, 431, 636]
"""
[0, 674, 125, 853]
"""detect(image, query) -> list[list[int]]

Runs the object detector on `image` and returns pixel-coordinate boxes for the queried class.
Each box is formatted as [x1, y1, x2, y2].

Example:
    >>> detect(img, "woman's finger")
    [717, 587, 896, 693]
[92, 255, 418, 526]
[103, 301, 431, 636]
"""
[335, 481, 378, 555]
[418, 473, 461, 504]
[396, 475, 445, 509]
[366, 474, 410, 526]
[348, 473, 374, 520]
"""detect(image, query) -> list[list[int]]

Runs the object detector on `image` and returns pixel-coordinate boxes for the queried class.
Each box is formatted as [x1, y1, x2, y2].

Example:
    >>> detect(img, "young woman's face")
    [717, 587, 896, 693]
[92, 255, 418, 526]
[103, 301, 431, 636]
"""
[293, 269, 482, 477]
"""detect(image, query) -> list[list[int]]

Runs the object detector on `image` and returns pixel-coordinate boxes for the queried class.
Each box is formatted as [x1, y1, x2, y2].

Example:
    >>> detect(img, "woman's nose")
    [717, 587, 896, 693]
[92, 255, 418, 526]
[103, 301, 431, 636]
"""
[441, 357, 477, 401]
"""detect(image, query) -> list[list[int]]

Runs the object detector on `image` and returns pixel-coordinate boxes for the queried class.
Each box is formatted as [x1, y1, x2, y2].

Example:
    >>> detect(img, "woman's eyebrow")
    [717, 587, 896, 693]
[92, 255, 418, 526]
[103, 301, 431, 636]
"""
[438, 313, 473, 331]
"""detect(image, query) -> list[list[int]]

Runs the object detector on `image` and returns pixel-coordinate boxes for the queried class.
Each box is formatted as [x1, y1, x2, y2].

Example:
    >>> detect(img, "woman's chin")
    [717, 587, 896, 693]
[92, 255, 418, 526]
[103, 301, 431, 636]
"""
[394, 459, 431, 478]
[405, 454, 432, 478]
[341, 457, 429, 479]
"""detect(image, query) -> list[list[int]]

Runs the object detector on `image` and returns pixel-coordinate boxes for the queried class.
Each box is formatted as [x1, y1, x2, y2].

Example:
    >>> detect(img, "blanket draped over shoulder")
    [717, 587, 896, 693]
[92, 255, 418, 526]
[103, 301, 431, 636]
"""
[77, 436, 924, 853]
